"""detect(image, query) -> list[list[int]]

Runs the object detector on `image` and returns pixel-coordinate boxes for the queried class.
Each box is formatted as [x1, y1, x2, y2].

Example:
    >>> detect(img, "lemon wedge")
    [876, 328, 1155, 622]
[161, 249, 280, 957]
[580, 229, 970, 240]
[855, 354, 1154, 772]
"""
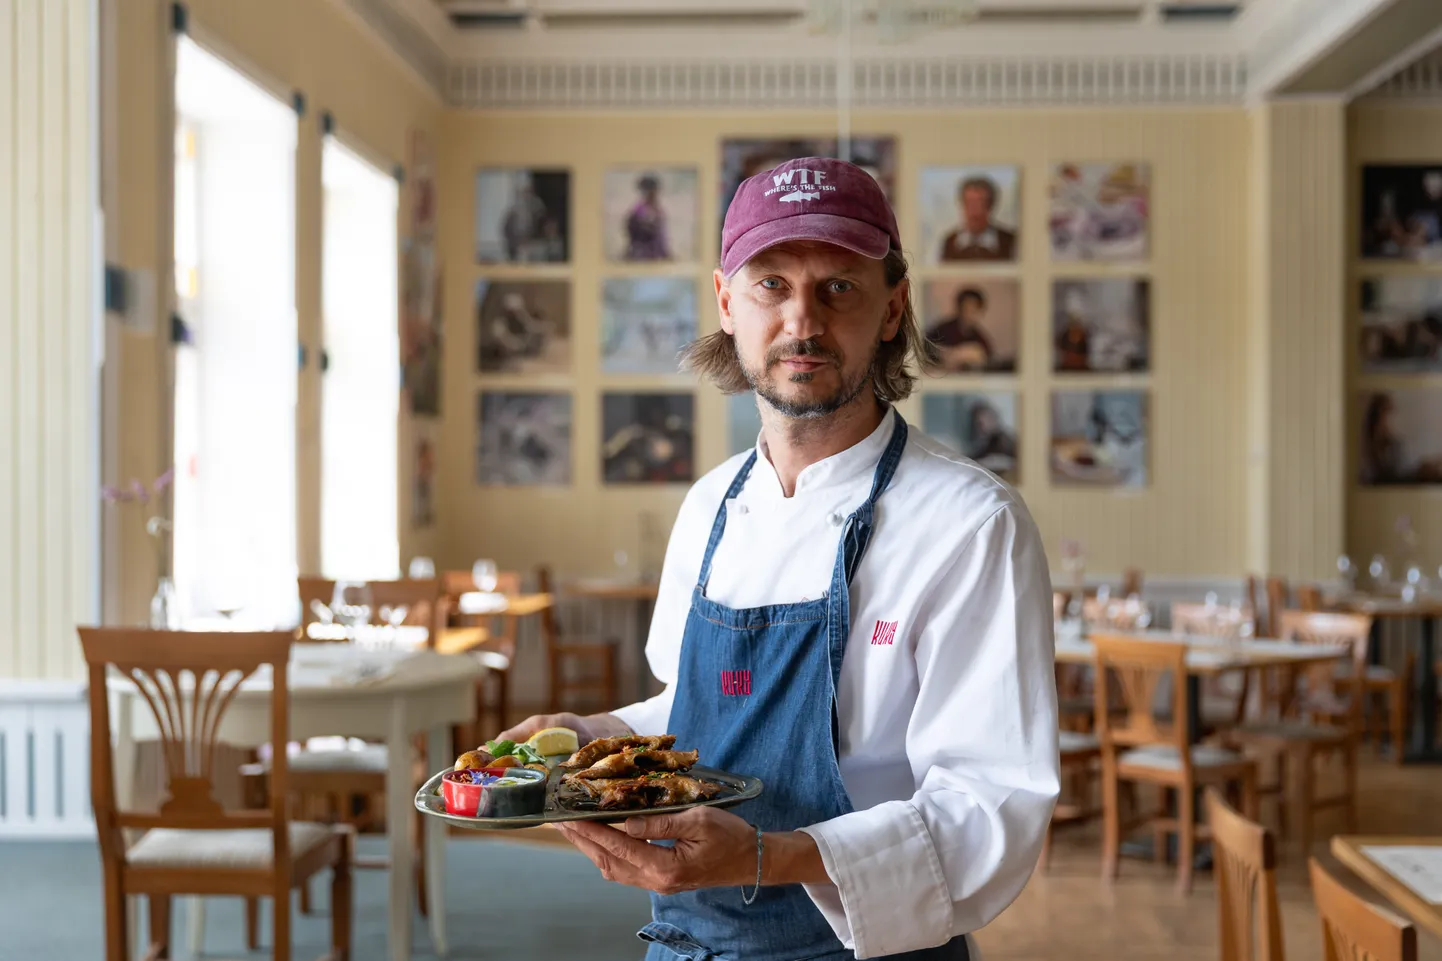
[526, 726, 579, 758]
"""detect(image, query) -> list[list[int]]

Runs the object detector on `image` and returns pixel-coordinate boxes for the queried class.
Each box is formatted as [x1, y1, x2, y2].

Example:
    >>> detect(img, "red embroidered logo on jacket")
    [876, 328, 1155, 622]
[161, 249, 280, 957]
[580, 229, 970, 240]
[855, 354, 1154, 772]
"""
[720, 670, 751, 696]
[871, 620, 898, 646]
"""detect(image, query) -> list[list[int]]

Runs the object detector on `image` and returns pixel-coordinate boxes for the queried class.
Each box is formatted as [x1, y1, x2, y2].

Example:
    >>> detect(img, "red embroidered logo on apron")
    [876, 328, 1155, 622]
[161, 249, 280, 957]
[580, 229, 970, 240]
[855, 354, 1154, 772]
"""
[871, 620, 898, 645]
[720, 670, 751, 696]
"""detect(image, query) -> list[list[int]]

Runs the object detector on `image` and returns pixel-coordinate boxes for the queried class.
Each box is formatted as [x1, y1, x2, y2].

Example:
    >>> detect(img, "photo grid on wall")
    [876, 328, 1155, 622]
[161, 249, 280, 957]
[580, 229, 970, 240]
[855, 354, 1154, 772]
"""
[1355, 164, 1442, 487]
[466, 144, 1168, 495]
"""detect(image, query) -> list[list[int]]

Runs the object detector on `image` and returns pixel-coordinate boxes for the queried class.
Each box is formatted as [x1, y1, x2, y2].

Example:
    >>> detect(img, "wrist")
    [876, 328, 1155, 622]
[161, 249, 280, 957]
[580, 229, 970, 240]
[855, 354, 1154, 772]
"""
[580, 712, 634, 740]
[760, 830, 830, 887]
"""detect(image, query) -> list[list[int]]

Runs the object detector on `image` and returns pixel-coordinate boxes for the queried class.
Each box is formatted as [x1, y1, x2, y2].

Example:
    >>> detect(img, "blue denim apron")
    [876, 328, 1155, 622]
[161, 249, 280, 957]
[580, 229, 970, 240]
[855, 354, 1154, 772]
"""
[640, 411, 970, 961]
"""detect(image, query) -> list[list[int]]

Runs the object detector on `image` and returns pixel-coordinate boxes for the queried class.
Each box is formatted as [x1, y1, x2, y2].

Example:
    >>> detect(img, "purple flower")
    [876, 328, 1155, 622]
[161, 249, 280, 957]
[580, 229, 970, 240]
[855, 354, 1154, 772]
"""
[100, 485, 129, 503]
[128, 479, 149, 505]
[152, 468, 175, 494]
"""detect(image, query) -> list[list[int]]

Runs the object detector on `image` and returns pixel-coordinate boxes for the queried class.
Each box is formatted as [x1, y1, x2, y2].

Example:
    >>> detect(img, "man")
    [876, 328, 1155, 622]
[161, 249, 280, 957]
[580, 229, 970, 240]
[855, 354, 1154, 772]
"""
[938, 175, 1016, 262]
[926, 287, 997, 372]
[502, 157, 1058, 960]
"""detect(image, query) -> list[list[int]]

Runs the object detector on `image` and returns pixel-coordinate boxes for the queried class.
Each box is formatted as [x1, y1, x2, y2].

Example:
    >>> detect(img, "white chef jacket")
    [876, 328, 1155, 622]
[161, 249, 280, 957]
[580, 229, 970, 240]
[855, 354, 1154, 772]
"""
[613, 409, 1061, 959]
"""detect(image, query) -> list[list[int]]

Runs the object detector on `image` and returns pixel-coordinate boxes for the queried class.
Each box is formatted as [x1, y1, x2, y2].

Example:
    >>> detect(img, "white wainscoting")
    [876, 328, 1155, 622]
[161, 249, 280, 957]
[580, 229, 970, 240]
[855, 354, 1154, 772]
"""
[0, 680, 94, 840]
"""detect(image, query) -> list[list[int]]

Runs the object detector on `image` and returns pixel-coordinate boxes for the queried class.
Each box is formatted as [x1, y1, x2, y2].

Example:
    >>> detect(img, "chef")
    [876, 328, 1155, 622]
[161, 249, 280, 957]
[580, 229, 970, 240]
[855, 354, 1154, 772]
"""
[501, 156, 1059, 961]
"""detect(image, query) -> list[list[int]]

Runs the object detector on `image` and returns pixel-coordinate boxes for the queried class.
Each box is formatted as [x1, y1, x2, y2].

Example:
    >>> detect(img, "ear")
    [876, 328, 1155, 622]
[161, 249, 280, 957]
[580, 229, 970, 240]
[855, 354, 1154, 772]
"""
[715, 268, 736, 336]
[880, 276, 907, 343]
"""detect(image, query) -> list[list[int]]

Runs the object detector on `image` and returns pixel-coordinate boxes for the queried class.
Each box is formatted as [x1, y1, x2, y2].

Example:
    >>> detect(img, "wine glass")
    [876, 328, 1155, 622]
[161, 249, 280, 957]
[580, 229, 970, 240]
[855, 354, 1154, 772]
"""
[408, 556, 436, 579]
[1369, 554, 1391, 588]
[1337, 554, 1356, 590]
[471, 558, 499, 594]
[330, 581, 373, 629]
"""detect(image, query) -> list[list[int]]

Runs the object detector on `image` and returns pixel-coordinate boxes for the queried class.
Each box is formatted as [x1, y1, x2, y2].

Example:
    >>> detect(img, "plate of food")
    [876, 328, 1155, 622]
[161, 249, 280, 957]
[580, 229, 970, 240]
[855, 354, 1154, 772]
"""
[415, 729, 763, 829]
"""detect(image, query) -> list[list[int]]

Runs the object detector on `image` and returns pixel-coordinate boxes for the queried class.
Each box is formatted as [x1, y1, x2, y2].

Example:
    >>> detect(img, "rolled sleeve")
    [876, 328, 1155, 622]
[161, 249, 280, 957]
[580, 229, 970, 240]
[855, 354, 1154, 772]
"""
[798, 502, 1060, 958]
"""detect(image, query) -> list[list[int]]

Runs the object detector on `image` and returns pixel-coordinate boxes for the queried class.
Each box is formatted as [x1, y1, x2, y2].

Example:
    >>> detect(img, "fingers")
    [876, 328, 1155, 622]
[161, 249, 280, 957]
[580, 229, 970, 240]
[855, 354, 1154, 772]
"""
[563, 820, 667, 868]
[494, 713, 577, 744]
[624, 813, 680, 840]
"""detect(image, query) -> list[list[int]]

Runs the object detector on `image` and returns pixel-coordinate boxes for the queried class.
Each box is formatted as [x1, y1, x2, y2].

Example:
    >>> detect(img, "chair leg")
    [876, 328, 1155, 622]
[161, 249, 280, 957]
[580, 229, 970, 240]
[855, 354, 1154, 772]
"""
[102, 867, 128, 961]
[1152, 787, 1169, 864]
[413, 803, 428, 917]
[1241, 764, 1259, 822]
[273, 884, 292, 961]
[1101, 769, 1120, 882]
[1294, 746, 1315, 856]
[332, 841, 354, 961]
[1039, 822, 1054, 872]
[148, 895, 171, 960]
[299, 879, 312, 915]
[1391, 679, 1407, 765]
[244, 897, 261, 950]
[1176, 786, 1196, 895]
[1343, 741, 1359, 833]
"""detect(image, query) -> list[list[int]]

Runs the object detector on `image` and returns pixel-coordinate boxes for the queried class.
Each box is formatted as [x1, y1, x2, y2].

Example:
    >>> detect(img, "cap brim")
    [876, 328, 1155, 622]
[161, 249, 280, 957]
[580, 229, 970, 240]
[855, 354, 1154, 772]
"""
[722, 213, 891, 277]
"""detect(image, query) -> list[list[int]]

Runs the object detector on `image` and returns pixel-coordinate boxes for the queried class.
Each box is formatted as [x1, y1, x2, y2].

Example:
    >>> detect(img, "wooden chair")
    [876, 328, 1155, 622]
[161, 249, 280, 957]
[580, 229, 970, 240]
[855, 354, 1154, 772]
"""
[1226, 610, 1368, 855]
[1264, 577, 1290, 638]
[1309, 856, 1417, 961]
[1205, 787, 1283, 961]
[442, 569, 522, 737]
[1040, 729, 1101, 870]
[298, 576, 445, 637]
[538, 565, 620, 714]
[1091, 633, 1259, 893]
[80, 627, 352, 961]
[1083, 596, 1148, 630]
[1120, 567, 1144, 599]
[1294, 584, 1322, 612]
[1170, 601, 1254, 733]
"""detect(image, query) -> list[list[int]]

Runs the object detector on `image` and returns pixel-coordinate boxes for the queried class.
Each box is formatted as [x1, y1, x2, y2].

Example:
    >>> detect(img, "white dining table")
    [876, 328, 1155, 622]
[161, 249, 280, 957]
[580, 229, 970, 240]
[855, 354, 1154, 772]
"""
[109, 642, 484, 961]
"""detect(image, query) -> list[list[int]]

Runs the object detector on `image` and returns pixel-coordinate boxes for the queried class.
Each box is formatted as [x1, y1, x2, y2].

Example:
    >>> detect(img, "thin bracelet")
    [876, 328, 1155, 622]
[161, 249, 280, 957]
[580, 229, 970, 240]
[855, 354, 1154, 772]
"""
[742, 826, 764, 905]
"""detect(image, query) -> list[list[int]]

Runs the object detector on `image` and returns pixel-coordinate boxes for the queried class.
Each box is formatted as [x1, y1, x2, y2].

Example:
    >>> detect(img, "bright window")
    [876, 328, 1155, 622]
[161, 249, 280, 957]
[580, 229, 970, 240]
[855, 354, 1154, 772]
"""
[171, 36, 298, 628]
[320, 138, 400, 581]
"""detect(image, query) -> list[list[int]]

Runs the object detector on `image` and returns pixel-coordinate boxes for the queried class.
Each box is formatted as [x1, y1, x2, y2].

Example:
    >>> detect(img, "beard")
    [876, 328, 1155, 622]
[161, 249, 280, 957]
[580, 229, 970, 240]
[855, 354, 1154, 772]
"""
[737, 335, 880, 420]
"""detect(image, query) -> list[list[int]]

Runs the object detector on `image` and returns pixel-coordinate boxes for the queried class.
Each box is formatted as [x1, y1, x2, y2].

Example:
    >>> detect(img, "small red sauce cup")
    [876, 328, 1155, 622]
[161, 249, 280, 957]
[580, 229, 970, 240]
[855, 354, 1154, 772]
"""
[441, 767, 547, 818]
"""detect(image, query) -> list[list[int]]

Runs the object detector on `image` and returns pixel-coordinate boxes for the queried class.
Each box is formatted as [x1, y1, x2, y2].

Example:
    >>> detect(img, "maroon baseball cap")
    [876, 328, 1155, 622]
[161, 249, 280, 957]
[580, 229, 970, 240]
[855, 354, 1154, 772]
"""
[720, 157, 900, 277]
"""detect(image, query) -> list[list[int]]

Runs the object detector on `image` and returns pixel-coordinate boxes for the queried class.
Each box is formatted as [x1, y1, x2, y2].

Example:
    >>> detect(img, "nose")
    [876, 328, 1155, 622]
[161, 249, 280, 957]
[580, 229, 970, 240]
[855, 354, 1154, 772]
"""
[780, 288, 826, 342]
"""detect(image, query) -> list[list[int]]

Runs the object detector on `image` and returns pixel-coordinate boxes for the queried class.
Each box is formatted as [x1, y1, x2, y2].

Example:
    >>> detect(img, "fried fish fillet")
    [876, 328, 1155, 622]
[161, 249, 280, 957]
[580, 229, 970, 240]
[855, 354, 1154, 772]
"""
[570, 773, 722, 810]
[559, 734, 676, 770]
[567, 748, 699, 780]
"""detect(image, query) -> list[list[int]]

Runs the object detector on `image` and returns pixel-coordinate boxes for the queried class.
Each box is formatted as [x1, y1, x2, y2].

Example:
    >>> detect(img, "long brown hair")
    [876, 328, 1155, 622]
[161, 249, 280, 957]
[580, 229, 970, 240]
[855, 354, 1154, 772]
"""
[679, 247, 938, 402]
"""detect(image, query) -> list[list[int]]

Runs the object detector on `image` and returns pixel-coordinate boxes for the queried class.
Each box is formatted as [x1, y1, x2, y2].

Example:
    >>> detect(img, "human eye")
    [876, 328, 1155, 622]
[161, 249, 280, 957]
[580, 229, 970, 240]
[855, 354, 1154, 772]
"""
[758, 277, 783, 290]
[826, 279, 854, 295]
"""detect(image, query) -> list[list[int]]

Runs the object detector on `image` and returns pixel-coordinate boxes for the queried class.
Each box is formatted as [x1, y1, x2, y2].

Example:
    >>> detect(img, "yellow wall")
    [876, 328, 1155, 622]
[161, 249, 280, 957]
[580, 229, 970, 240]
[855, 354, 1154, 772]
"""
[436, 109, 1254, 583]
[1347, 103, 1442, 567]
[104, 0, 442, 637]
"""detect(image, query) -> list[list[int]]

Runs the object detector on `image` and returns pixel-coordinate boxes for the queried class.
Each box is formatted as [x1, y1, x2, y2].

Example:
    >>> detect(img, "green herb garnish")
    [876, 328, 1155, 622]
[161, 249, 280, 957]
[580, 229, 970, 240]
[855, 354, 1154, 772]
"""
[484, 739, 543, 765]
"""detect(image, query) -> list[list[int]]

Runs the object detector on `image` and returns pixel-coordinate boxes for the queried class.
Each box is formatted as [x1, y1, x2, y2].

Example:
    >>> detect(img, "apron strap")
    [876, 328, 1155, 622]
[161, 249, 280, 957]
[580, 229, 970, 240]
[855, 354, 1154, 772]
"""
[827, 410, 909, 715]
[696, 449, 758, 592]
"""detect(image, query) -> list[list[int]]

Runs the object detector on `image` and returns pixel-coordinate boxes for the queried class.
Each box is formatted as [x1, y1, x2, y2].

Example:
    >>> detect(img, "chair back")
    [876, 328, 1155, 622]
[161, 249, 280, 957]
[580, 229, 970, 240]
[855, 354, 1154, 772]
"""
[1309, 856, 1417, 961]
[1205, 787, 1283, 961]
[1171, 602, 1252, 638]
[442, 569, 522, 596]
[1091, 633, 1190, 759]
[1120, 567, 1144, 598]
[1053, 591, 1068, 622]
[1264, 577, 1290, 636]
[1277, 610, 1371, 727]
[1294, 584, 1323, 612]
[79, 628, 292, 868]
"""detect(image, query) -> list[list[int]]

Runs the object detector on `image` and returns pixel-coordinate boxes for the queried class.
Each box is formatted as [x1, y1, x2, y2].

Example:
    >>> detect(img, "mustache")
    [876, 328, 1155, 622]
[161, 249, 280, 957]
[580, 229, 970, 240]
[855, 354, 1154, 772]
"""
[766, 340, 839, 367]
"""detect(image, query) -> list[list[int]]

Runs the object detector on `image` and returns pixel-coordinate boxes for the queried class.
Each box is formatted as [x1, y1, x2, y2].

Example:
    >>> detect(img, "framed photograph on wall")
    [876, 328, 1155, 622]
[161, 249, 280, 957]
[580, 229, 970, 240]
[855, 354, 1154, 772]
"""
[921, 278, 1020, 374]
[718, 137, 896, 239]
[602, 167, 699, 263]
[1360, 278, 1442, 373]
[476, 280, 571, 374]
[1052, 278, 1150, 373]
[476, 391, 573, 486]
[1358, 389, 1442, 486]
[919, 165, 1020, 264]
[1050, 389, 1149, 488]
[601, 277, 697, 374]
[401, 239, 442, 415]
[1360, 165, 1442, 262]
[475, 167, 570, 263]
[602, 392, 695, 484]
[1049, 162, 1150, 262]
[921, 392, 1019, 482]
[728, 393, 763, 457]
[412, 431, 436, 528]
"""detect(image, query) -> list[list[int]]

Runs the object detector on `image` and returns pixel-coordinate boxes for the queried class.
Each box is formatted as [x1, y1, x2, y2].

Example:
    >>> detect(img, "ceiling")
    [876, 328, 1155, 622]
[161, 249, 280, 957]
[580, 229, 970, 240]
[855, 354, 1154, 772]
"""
[339, 0, 1442, 106]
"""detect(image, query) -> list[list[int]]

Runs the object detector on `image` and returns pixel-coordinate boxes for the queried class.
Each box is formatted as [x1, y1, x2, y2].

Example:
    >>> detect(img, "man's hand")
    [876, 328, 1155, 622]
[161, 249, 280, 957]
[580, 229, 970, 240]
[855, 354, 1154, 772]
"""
[554, 806, 831, 895]
[494, 712, 633, 746]
[555, 806, 757, 895]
